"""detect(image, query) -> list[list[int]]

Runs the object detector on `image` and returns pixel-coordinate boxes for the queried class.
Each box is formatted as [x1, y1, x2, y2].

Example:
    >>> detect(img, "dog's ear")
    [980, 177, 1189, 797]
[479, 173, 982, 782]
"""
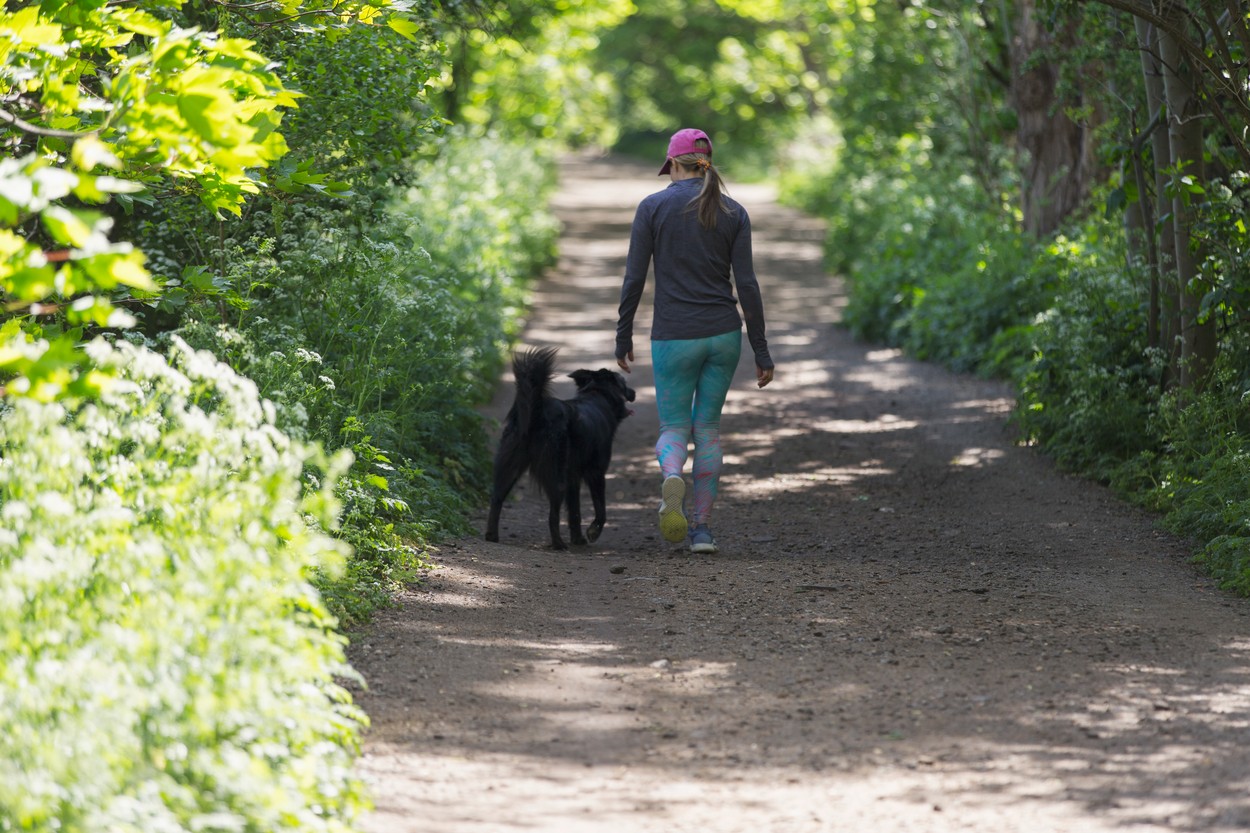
[569, 369, 593, 389]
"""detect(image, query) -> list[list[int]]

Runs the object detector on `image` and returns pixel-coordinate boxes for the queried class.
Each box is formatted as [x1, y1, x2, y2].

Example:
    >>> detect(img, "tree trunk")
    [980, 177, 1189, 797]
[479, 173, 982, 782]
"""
[444, 36, 473, 125]
[1133, 16, 1177, 374]
[1009, 0, 1098, 236]
[1158, 14, 1216, 389]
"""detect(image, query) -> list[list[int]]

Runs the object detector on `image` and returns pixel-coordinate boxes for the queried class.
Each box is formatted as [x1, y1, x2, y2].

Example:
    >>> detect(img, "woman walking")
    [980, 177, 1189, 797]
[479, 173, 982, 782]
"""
[615, 128, 775, 554]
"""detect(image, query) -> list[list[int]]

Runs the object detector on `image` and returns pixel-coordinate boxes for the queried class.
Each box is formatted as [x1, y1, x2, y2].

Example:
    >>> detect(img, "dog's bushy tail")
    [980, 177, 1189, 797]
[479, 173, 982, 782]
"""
[511, 347, 558, 436]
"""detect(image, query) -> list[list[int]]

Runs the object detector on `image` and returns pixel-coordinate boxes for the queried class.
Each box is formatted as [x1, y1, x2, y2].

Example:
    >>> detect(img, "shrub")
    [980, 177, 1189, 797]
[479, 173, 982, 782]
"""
[176, 130, 559, 624]
[1146, 366, 1250, 593]
[785, 151, 1048, 379]
[394, 128, 561, 324]
[1014, 229, 1159, 481]
[785, 123, 1250, 598]
[0, 337, 365, 831]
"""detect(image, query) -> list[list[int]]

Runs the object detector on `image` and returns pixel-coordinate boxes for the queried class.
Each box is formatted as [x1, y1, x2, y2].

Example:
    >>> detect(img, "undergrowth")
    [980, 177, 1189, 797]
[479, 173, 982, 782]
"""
[785, 156, 1250, 596]
[176, 130, 558, 625]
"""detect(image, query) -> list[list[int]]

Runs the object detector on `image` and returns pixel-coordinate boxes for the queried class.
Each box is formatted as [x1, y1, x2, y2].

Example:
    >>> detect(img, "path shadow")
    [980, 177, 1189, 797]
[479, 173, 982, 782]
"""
[353, 153, 1250, 833]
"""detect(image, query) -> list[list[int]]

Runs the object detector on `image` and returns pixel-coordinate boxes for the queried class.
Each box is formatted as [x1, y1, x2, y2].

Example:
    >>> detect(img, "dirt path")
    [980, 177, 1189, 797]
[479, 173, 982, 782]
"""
[349, 155, 1250, 832]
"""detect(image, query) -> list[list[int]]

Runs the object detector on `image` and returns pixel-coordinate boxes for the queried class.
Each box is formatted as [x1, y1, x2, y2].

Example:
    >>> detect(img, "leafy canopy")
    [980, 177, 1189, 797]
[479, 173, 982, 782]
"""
[0, 0, 420, 402]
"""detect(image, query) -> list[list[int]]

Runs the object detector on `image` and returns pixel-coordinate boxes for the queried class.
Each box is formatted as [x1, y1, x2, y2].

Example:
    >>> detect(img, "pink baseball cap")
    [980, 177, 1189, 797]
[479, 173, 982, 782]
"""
[658, 128, 713, 175]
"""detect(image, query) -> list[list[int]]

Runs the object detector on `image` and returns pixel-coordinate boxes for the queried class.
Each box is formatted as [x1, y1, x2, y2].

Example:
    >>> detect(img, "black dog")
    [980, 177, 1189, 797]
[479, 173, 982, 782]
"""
[485, 347, 635, 550]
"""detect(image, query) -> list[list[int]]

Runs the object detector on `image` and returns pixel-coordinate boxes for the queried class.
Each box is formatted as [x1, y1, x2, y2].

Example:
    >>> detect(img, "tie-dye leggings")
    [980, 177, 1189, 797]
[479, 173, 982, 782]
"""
[651, 330, 742, 526]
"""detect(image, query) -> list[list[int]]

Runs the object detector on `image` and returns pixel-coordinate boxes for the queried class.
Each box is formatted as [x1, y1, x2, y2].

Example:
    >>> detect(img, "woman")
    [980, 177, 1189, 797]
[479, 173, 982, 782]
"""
[615, 127, 775, 554]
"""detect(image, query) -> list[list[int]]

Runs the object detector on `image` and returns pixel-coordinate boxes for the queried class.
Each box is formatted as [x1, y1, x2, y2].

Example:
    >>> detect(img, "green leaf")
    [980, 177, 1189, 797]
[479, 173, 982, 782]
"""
[66, 295, 133, 328]
[0, 230, 56, 300]
[42, 206, 103, 248]
[387, 17, 420, 41]
[177, 92, 222, 143]
[1180, 175, 1205, 195]
[1104, 187, 1126, 218]
[71, 136, 122, 172]
[78, 250, 156, 292]
[115, 8, 168, 38]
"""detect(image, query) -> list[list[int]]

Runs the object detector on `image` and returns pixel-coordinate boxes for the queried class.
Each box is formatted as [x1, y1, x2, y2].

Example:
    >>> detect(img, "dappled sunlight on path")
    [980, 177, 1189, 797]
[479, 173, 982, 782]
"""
[352, 153, 1250, 833]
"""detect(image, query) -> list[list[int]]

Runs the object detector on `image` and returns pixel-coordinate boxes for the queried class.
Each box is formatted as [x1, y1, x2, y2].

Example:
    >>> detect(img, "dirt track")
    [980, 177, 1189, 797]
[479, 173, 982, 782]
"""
[348, 155, 1250, 832]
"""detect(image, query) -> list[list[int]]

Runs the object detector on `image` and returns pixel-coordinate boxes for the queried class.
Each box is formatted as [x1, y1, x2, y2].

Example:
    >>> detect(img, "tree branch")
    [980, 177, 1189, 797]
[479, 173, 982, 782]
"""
[1226, 0, 1250, 61]
[1092, 0, 1250, 138]
[0, 108, 97, 139]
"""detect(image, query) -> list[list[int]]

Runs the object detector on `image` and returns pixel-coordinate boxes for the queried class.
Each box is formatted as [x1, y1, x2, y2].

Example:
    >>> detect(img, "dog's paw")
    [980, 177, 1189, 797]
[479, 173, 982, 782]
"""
[484, 531, 499, 543]
[586, 522, 603, 543]
[551, 539, 569, 551]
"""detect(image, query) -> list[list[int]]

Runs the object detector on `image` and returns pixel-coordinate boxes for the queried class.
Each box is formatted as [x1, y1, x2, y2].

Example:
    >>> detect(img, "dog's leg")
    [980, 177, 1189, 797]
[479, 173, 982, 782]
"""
[545, 481, 568, 550]
[485, 434, 525, 543]
[567, 475, 588, 546]
[585, 468, 607, 543]
[486, 490, 512, 543]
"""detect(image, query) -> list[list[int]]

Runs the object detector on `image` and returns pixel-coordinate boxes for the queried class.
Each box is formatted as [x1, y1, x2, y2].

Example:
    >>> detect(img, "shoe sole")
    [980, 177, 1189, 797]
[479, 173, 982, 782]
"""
[658, 475, 687, 543]
[689, 541, 719, 554]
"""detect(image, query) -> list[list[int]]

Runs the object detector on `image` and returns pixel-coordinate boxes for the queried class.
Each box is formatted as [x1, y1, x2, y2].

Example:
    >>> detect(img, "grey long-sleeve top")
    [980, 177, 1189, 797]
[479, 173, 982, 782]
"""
[615, 177, 774, 370]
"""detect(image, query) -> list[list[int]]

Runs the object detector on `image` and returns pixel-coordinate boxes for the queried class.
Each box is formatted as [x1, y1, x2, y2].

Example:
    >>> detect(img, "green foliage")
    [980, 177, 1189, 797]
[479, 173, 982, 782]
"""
[786, 147, 1040, 377]
[0, 0, 432, 403]
[244, 19, 445, 202]
[435, 0, 631, 145]
[1, 3, 457, 824]
[0, 149, 153, 400]
[1014, 224, 1159, 481]
[1194, 171, 1250, 330]
[1, 3, 297, 215]
[1144, 362, 1250, 594]
[174, 314, 433, 628]
[437, 0, 995, 157]
[595, 0, 811, 152]
[176, 130, 559, 625]
[0, 337, 365, 832]
[395, 129, 560, 307]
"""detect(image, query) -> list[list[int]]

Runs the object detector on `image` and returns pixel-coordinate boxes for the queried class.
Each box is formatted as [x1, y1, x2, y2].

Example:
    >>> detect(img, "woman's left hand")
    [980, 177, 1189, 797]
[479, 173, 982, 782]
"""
[756, 365, 774, 388]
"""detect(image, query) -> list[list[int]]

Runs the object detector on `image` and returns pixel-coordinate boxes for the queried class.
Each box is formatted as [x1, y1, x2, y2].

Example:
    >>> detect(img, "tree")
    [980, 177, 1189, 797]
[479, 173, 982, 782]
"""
[1156, 9, 1215, 387]
[0, 0, 426, 401]
[1009, 0, 1103, 236]
[1074, 0, 1249, 389]
[430, 0, 631, 146]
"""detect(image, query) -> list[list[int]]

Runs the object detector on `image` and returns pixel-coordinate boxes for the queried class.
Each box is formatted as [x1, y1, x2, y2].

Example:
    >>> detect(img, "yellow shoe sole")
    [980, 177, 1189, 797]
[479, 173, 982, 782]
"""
[658, 475, 688, 543]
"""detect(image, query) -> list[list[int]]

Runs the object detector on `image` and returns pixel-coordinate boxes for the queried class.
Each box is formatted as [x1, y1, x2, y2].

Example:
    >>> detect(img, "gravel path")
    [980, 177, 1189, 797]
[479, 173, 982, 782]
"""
[349, 154, 1250, 833]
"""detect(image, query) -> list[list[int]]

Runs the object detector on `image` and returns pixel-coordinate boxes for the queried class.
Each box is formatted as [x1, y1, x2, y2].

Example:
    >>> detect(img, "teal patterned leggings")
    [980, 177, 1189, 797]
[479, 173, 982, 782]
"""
[651, 331, 742, 526]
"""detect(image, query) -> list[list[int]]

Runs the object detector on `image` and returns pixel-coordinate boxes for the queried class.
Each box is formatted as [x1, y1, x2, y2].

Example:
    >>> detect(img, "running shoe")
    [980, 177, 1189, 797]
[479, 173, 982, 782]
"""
[658, 475, 688, 543]
[688, 524, 719, 554]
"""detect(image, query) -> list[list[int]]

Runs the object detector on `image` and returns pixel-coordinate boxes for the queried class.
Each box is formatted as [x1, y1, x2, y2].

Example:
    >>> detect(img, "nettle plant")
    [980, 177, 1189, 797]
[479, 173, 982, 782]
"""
[0, 338, 366, 831]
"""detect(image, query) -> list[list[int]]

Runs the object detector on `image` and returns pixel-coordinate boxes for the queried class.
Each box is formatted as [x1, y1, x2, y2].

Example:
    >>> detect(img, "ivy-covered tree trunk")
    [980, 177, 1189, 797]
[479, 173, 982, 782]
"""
[1009, 0, 1097, 236]
[1158, 13, 1216, 389]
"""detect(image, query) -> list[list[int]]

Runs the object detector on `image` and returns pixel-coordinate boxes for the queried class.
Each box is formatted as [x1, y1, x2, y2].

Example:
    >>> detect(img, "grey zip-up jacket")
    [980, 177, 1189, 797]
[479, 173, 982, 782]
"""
[615, 177, 774, 370]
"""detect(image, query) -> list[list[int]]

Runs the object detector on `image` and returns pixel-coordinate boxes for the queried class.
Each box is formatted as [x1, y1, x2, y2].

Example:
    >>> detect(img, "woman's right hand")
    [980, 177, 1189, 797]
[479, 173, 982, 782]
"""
[756, 365, 774, 388]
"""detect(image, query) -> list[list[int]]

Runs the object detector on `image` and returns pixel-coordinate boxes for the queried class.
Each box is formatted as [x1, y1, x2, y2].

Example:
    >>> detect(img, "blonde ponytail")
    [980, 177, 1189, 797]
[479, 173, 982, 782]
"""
[672, 151, 731, 230]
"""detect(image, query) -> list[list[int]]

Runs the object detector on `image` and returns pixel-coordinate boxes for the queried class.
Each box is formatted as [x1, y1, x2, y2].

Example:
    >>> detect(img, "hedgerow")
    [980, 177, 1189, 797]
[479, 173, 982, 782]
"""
[176, 129, 559, 625]
[785, 154, 1049, 380]
[788, 148, 1250, 595]
[0, 337, 365, 832]
[1144, 361, 1250, 594]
